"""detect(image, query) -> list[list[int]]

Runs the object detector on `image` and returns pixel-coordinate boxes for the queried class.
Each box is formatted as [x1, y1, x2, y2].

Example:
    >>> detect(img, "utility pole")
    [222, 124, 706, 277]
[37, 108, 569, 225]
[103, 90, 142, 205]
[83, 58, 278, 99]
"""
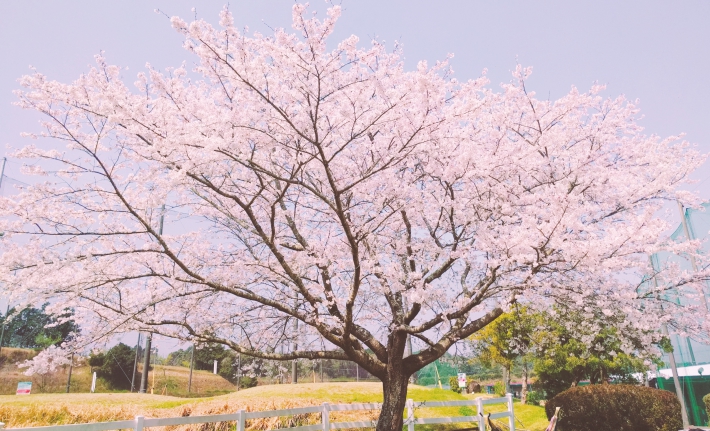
[291, 296, 298, 384]
[188, 344, 195, 393]
[0, 303, 10, 356]
[140, 334, 152, 393]
[0, 157, 8, 357]
[651, 256, 690, 430]
[65, 352, 74, 393]
[141, 208, 163, 394]
[0, 157, 7, 192]
[236, 353, 241, 391]
[131, 332, 142, 392]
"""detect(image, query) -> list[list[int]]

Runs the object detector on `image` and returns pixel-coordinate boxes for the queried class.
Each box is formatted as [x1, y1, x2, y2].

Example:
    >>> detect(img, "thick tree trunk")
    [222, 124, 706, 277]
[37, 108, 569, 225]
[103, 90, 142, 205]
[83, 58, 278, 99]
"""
[503, 365, 511, 394]
[376, 370, 410, 431]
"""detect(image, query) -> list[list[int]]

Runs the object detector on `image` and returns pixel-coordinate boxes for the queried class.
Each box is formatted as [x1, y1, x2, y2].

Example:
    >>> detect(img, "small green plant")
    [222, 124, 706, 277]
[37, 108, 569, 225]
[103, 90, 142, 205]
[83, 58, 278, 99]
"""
[493, 381, 505, 396]
[448, 376, 461, 393]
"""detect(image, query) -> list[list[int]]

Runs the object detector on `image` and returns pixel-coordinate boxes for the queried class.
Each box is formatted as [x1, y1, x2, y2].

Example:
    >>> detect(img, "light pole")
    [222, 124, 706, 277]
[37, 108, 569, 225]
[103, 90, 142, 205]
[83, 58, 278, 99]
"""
[650, 256, 690, 429]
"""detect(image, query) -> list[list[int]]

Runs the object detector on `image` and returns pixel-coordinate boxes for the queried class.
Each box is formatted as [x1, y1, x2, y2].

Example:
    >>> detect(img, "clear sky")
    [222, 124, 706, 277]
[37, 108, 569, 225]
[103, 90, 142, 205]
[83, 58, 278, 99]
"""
[1, 0, 709, 352]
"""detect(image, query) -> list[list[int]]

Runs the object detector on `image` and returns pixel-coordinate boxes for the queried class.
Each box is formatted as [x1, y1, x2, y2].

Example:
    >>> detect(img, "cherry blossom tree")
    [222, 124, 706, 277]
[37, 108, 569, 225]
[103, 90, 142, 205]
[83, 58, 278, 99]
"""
[1, 4, 708, 429]
[17, 345, 72, 392]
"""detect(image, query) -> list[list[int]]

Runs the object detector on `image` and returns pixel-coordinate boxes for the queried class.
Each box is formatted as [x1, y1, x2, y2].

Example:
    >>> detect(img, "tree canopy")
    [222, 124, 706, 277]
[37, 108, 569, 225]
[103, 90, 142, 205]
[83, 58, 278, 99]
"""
[0, 4, 707, 430]
[0, 304, 78, 349]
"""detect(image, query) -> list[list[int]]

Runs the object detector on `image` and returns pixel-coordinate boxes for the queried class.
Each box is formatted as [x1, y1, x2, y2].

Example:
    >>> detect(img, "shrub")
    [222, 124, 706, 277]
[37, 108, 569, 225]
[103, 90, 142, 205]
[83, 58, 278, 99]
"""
[546, 384, 682, 431]
[493, 381, 505, 396]
[238, 375, 258, 389]
[526, 390, 544, 405]
[93, 343, 141, 390]
[448, 376, 461, 393]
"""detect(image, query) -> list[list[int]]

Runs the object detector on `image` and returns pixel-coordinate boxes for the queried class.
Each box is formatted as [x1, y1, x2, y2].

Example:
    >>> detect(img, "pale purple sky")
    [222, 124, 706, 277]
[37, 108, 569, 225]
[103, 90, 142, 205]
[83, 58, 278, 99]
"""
[2, 1, 709, 191]
[1, 0, 709, 353]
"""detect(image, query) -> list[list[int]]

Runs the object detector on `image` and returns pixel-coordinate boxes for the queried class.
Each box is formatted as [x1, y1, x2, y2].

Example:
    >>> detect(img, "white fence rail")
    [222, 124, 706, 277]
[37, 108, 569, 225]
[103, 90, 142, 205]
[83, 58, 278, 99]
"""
[0, 394, 515, 431]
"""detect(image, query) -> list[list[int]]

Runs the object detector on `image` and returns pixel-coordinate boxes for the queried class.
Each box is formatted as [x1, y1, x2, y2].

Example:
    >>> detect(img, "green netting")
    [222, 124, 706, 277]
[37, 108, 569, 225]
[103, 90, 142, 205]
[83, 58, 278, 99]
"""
[652, 203, 710, 365]
[656, 375, 710, 426]
[670, 203, 710, 243]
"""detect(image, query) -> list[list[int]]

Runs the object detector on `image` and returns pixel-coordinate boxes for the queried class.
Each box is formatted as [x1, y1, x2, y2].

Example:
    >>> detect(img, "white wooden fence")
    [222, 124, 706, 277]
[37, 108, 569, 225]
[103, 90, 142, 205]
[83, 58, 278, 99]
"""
[0, 394, 515, 431]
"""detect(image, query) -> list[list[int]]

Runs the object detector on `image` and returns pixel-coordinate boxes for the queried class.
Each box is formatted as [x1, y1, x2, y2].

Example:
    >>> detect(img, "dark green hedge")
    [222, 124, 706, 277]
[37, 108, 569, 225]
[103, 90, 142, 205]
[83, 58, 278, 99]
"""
[546, 384, 682, 431]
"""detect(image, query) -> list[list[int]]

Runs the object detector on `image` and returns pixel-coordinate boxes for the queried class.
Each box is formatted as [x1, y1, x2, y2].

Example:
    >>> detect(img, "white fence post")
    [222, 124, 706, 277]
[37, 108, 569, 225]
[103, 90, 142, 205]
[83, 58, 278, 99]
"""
[0, 422, 5, 429]
[406, 399, 414, 431]
[506, 393, 516, 431]
[134, 416, 144, 431]
[237, 409, 245, 431]
[322, 402, 330, 431]
[476, 398, 485, 431]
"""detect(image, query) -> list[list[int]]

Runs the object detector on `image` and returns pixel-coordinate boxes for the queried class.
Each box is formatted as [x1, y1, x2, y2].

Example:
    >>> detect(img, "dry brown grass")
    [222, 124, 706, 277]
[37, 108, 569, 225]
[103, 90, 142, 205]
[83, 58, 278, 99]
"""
[0, 392, 375, 430]
[0, 348, 235, 397]
[147, 365, 236, 397]
[0, 383, 459, 430]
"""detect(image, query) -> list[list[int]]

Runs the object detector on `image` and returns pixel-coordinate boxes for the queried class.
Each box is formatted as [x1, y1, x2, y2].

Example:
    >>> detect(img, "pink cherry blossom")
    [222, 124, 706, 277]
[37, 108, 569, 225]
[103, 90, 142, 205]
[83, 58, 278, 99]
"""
[0, 4, 708, 429]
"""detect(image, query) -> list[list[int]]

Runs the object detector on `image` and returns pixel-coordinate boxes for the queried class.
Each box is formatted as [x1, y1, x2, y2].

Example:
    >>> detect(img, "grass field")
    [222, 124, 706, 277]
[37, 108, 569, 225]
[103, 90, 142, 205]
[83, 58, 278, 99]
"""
[0, 348, 236, 397]
[0, 382, 549, 430]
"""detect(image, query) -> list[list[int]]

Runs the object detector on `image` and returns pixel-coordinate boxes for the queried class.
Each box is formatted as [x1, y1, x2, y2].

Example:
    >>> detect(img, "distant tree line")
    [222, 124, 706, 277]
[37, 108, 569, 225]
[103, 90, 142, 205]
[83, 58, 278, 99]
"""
[0, 304, 77, 349]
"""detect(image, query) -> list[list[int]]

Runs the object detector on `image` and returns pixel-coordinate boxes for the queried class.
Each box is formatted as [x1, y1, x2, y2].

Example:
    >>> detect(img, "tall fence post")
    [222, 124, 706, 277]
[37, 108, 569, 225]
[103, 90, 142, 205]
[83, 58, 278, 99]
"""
[506, 393, 516, 431]
[134, 416, 144, 431]
[237, 409, 245, 431]
[476, 397, 485, 431]
[322, 402, 330, 431]
[406, 399, 414, 431]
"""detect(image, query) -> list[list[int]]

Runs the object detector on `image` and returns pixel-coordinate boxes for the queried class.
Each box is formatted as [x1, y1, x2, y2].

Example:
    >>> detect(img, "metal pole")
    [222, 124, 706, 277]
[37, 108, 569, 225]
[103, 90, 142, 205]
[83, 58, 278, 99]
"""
[188, 344, 195, 393]
[151, 347, 156, 393]
[0, 304, 10, 356]
[291, 296, 298, 384]
[678, 202, 703, 365]
[678, 202, 707, 310]
[131, 332, 141, 392]
[662, 323, 690, 429]
[65, 352, 74, 393]
[0, 157, 7, 192]
[139, 334, 152, 393]
[236, 353, 241, 391]
[140, 206, 162, 394]
[651, 256, 690, 429]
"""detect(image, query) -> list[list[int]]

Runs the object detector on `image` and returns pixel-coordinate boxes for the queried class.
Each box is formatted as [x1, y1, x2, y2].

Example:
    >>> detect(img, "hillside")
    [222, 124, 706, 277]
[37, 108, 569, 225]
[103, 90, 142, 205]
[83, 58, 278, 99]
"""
[0, 348, 236, 396]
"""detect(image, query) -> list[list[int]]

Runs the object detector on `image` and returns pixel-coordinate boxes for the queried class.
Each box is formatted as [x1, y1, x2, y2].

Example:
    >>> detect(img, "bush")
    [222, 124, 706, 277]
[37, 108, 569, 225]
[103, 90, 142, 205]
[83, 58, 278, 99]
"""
[493, 381, 505, 396]
[238, 375, 258, 389]
[449, 376, 461, 393]
[526, 390, 544, 405]
[546, 384, 682, 431]
[92, 343, 141, 390]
